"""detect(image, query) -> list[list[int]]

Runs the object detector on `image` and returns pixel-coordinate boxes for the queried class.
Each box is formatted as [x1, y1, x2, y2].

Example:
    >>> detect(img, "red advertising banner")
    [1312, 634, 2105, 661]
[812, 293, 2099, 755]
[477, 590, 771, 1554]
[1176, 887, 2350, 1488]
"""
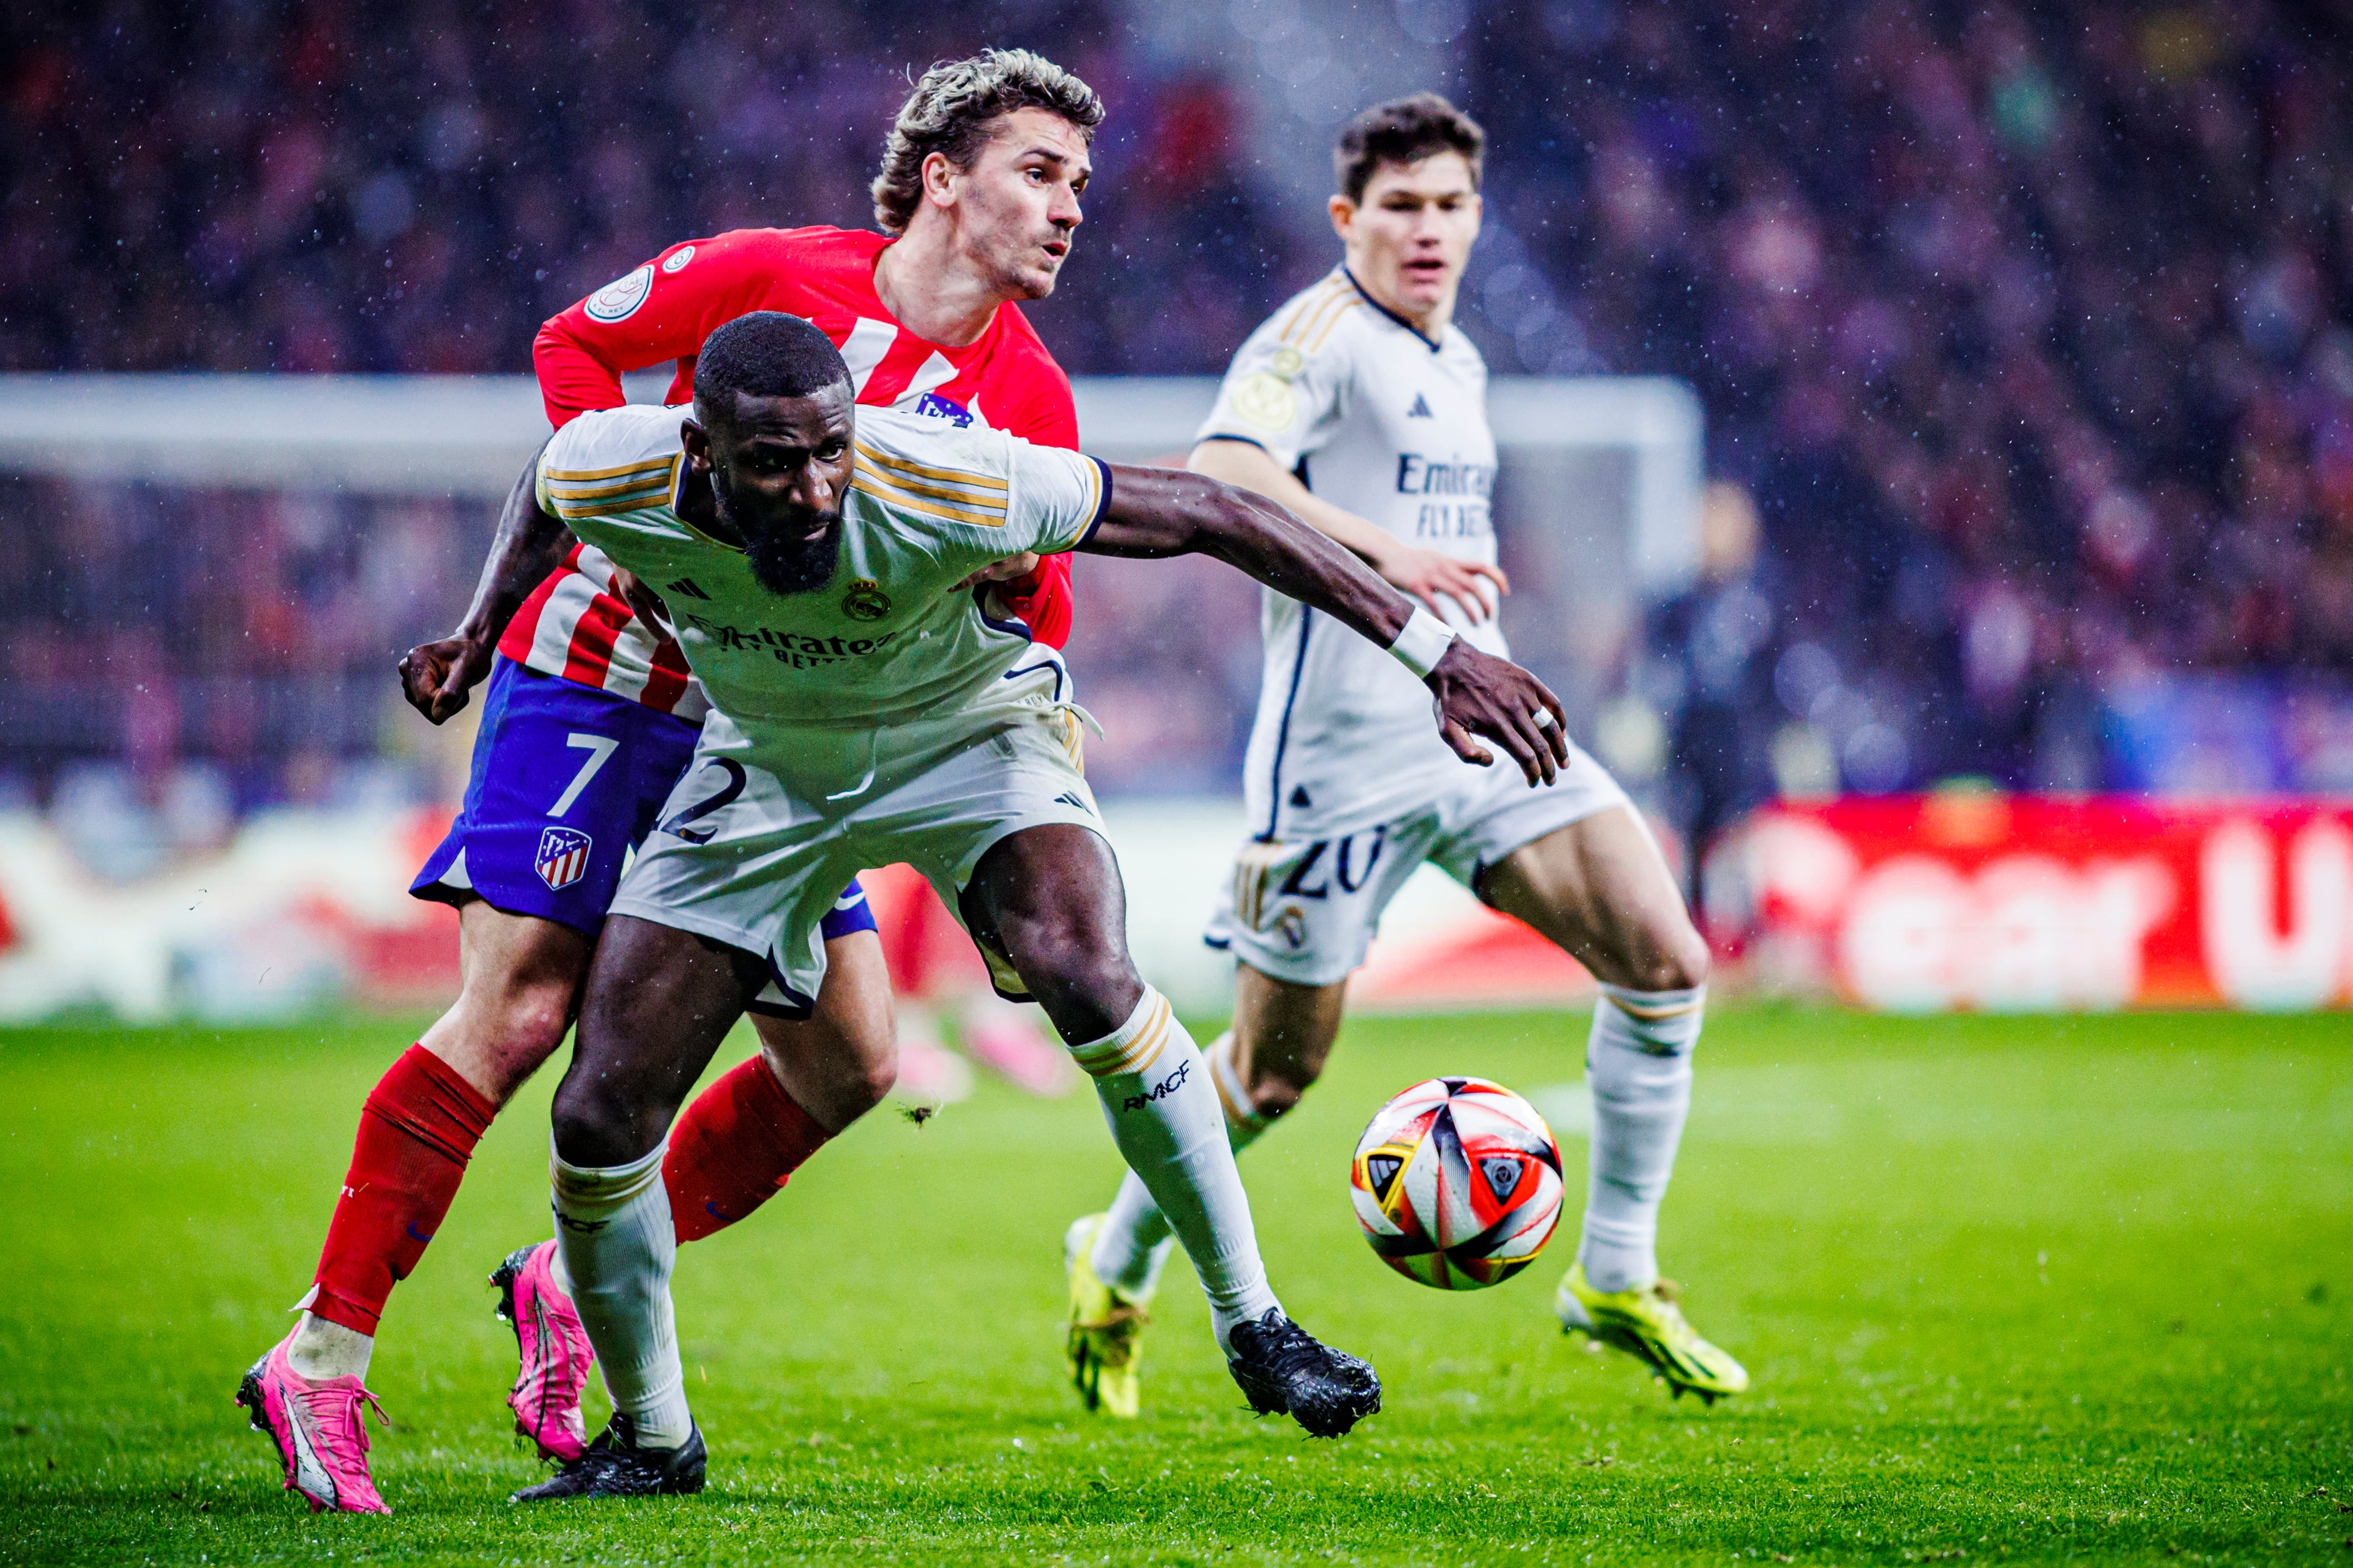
[1714, 795, 2353, 1010]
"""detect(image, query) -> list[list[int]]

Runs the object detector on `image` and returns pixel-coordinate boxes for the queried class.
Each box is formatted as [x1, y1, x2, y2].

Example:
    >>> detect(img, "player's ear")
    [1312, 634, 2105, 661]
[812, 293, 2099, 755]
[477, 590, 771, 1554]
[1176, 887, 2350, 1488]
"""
[922, 149, 960, 211]
[680, 417, 712, 472]
[1328, 193, 1355, 244]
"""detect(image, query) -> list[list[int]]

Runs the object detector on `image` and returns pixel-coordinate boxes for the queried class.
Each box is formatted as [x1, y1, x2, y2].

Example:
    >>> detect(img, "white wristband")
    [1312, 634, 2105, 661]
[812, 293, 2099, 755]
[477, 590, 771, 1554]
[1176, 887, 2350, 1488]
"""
[1388, 606, 1457, 681]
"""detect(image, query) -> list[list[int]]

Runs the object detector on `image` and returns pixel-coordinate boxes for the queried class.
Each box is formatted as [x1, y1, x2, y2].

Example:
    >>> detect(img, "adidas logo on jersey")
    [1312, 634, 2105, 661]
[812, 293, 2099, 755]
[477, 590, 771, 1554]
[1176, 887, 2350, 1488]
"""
[666, 578, 712, 600]
[1407, 393, 1433, 418]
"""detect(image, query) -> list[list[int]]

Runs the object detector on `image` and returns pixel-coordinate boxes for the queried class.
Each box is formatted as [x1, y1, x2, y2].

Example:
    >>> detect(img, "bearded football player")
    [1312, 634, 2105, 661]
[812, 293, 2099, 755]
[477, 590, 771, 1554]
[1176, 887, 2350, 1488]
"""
[499, 309, 1571, 1494]
[237, 49, 1106, 1514]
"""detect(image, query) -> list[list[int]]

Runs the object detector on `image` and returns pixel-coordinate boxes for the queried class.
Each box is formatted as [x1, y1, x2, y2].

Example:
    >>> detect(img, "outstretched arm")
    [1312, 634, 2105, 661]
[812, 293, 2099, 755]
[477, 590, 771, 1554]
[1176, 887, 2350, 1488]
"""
[1081, 464, 1569, 784]
[1190, 438, 1509, 624]
[396, 443, 573, 723]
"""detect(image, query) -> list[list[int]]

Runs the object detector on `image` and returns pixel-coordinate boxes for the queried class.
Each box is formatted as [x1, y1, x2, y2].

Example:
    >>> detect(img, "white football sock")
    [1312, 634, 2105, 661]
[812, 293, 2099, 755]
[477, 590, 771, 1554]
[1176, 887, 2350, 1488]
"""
[1070, 997, 1278, 1352]
[550, 1140, 694, 1450]
[1089, 1030, 1267, 1301]
[1578, 984, 1703, 1295]
[285, 1308, 372, 1382]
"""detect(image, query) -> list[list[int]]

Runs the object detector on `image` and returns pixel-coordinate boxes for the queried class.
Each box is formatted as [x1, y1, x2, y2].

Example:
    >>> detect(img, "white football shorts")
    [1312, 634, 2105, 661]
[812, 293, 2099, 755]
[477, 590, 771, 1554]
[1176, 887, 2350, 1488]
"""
[609, 697, 1098, 1016]
[1205, 740, 1631, 987]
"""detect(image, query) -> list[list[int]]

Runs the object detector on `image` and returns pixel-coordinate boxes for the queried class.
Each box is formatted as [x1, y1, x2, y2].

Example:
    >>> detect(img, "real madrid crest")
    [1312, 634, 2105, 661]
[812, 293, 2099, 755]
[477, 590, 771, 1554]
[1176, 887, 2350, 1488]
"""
[841, 577, 890, 621]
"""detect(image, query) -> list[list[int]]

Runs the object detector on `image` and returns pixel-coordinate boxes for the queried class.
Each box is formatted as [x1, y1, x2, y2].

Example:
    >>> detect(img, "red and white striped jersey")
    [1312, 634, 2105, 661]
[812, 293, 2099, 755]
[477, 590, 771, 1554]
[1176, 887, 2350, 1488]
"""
[506, 537, 707, 721]
[506, 226, 1080, 713]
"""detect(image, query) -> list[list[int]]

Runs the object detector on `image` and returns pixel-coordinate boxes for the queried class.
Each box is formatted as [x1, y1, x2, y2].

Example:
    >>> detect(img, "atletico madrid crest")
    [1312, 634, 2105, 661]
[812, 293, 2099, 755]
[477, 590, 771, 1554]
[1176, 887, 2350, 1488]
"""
[535, 826, 594, 892]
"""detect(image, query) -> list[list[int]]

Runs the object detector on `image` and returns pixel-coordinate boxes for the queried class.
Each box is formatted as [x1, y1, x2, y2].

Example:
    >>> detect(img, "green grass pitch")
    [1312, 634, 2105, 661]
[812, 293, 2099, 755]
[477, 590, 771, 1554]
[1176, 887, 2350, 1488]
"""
[1, 1005, 2347, 1564]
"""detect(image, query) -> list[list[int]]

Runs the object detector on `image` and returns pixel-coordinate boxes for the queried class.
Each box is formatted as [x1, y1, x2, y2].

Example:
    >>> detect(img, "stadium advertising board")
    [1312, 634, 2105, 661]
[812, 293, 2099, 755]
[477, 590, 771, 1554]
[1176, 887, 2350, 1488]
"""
[1720, 794, 2353, 1012]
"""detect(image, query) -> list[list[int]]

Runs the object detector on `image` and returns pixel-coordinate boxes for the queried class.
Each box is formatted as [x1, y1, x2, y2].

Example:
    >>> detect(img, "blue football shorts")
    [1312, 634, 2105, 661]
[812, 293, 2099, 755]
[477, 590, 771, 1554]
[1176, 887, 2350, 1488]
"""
[412, 656, 876, 942]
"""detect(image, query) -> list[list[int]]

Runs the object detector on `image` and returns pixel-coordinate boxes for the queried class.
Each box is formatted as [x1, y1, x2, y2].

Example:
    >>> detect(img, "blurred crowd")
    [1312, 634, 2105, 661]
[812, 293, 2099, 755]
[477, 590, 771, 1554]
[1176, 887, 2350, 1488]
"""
[7, 1, 2353, 854]
[0, 0, 1288, 377]
[1462, 0, 2353, 805]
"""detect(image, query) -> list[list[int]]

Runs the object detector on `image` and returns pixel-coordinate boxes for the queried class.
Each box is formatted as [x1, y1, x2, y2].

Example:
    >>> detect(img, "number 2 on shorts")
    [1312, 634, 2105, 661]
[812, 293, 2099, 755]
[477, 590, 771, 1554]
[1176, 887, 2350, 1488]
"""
[549, 733, 619, 818]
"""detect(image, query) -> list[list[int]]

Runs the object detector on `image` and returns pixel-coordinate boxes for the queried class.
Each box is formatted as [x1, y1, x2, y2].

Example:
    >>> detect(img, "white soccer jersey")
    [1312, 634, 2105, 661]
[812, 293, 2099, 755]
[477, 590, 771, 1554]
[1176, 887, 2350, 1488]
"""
[537, 402, 1107, 746]
[1197, 267, 1506, 839]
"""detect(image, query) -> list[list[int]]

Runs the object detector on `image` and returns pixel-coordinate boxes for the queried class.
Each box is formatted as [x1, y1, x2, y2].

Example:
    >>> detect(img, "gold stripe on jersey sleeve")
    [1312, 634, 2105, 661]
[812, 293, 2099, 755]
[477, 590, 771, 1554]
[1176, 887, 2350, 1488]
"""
[851, 459, 1011, 516]
[1306, 298, 1363, 353]
[1289, 283, 1355, 349]
[553, 494, 673, 521]
[543, 457, 680, 483]
[544, 469, 677, 501]
[850, 467, 1007, 528]
[1058, 457, 1103, 548]
[852, 441, 1010, 493]
[1277, 276, 1349, 344]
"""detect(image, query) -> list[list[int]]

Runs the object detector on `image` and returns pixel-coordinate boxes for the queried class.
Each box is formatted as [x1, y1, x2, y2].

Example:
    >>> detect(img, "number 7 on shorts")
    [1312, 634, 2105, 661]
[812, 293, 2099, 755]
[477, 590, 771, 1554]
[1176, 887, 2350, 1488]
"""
[550, 733, 619, 818]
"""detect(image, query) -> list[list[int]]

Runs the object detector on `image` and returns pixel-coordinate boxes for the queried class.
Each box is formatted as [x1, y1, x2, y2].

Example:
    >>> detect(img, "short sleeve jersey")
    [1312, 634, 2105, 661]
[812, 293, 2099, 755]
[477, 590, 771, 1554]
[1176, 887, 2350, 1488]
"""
[536, 404, 1107, 732]
[1196, 268, 1505, 839]
[506, 226, 1084, 718]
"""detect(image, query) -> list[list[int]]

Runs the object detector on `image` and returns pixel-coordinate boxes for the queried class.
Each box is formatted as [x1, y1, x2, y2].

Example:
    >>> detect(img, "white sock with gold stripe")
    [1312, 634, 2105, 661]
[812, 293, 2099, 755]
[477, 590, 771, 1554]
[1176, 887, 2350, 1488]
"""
[551, 1141, 693, 1450]
[1089, 1031, 1266, 1302]
[1579, 983, 1704, 1295]
[1071, 997, 1277, 1352]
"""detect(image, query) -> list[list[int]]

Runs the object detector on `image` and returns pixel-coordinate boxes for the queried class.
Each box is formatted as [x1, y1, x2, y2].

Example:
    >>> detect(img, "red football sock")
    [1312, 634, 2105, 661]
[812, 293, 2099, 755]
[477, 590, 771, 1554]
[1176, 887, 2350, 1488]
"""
[664, 1056, 830, 1244]
[309, 1044, 497, 1336]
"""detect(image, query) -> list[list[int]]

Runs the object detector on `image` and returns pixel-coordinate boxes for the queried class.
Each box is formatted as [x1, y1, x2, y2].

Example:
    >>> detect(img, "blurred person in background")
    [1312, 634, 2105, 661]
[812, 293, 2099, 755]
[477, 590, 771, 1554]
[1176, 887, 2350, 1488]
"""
[236, 49, 1104, 1516]
[1650, 481, 1780, 906]
[1062, 92, 1742, 1423]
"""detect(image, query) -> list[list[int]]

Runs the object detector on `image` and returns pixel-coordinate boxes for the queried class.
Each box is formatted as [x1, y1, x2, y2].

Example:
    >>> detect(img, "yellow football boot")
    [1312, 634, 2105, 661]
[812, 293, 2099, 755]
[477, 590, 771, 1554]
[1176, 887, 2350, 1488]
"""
[1064, 1215, 1149, 1418]
[1555, 1262, 1749, 1404]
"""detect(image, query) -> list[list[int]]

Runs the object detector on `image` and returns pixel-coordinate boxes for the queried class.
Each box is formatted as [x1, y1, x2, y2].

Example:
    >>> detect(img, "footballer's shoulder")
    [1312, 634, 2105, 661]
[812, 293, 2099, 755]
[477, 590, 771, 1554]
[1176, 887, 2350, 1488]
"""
[852, 403, 1011, 479]
[1253, 267, 1363, 356]
[849, 407, 1021, 534]
[546, 401, 686, 464]
[538, 404, 686, 520]
[697, 225, 887, 270]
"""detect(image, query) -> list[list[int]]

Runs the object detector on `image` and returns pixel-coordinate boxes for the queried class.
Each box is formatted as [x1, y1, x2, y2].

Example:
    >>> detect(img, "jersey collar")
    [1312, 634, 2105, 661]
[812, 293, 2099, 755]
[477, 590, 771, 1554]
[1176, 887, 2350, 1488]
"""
[1342, 266, 1444, 353]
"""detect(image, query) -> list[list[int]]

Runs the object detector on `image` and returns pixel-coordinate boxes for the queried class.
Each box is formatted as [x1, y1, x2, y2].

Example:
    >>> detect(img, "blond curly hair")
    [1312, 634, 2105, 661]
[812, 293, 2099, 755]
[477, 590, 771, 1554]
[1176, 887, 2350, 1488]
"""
[870, 49, 1104, 235]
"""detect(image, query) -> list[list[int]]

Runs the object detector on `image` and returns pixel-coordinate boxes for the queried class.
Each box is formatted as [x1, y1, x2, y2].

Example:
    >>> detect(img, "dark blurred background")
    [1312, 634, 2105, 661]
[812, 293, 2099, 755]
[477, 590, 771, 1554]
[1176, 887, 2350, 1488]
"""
[7, 1, 2353, 851]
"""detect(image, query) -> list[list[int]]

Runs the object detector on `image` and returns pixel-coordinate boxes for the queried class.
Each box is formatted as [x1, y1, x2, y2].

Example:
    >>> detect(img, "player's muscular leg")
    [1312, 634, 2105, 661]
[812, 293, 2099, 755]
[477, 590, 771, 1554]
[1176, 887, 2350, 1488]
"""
[969, 824, 1286, 1346]
[751, 929, 898, 1132]
[550, 916, 766, 1168]
[279, 901, 592, 1396]
[417, 900, 595, 1105]
[1478, 807, 1709, 991]
[1226, 965, 1350, 1121]
[959, 824, 1142, 1042]
[1487, 806, 1730, 1378]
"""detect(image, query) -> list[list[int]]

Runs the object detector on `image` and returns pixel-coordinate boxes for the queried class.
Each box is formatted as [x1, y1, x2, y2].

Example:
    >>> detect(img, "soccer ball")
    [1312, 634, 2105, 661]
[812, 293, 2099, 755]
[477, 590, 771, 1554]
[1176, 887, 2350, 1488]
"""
[1349, 1076, 1564, 1290]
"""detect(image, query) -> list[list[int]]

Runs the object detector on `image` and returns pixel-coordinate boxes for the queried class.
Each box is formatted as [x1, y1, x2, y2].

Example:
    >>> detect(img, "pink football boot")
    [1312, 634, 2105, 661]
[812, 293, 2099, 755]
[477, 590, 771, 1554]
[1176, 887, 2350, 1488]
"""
[236, 1335, 390, 1514]
[490, 1240, 594, 1462]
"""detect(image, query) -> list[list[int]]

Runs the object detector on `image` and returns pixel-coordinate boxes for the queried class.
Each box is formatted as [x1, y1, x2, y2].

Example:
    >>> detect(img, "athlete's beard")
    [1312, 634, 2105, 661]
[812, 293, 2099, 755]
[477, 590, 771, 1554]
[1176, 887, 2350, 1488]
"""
[744, 518, 842, 596]
[718, 470, 843, 596]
